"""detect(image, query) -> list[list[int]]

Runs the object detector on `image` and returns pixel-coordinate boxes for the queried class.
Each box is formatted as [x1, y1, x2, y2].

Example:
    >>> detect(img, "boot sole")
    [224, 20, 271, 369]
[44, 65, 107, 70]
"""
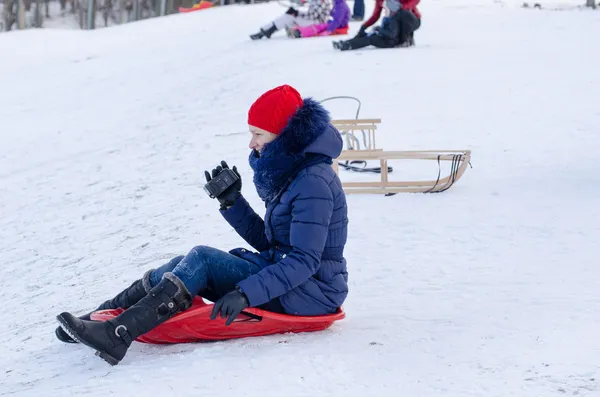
[55, 326, 78, 344]
[56, 315, 121, 366]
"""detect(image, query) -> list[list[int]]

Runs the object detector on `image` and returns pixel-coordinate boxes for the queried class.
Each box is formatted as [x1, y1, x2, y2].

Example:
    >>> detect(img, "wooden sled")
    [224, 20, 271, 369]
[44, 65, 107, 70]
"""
[330, 118, 471, 194]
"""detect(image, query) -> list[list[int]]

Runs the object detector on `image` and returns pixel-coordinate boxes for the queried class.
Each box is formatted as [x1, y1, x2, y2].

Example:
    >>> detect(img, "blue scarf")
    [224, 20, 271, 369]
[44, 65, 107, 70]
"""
[249, 150, 330, 203]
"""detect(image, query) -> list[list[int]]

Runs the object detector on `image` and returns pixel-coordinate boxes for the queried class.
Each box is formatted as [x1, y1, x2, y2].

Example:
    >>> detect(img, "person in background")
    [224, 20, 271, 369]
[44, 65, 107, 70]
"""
[289, 0, 350, 38]
[358, 0, 419, 38]
[332, 0, 420, 50]
[351, 0, 364, 21]
[250, 0, 333, 40]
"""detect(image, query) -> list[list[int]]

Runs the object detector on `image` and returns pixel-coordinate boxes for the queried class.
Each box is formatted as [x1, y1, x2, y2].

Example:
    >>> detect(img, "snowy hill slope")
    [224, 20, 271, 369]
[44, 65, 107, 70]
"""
[1, 1, 599, 396]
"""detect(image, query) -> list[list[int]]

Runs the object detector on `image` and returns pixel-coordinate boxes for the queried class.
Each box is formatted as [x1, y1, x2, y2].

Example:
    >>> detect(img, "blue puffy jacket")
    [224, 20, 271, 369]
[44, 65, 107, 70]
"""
[220, 99, 349, 316]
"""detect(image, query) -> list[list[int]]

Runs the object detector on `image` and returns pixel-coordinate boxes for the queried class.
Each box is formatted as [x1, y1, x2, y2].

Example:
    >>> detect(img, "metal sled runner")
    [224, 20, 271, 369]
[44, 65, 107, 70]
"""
[90, 297, 345, 344]
[330, 118, 472, 194]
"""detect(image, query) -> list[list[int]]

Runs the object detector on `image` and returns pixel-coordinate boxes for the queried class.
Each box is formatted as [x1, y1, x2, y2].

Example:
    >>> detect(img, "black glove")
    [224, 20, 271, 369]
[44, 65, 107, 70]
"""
[210, 287, 249, 326]
[286, 6, 299, 16]
[204, 160, 242, 210]
[356, 26, 367, 38]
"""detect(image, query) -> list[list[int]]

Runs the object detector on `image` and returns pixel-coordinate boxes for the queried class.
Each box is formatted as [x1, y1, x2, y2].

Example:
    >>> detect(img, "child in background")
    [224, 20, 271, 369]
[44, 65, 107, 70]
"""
[250, 0, 333, 40]
[289, 0, 350, 38]
[332, 0, 420, 50]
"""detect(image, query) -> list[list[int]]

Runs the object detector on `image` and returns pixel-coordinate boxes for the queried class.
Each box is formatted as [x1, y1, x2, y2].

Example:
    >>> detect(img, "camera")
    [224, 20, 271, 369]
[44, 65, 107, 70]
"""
[203, 168, 239, 199]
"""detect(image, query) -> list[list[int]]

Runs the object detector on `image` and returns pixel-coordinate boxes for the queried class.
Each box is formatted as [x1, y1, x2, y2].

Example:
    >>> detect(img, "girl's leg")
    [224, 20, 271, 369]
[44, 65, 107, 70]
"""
[267, 14, 316, 31]
[252, 14, 317, 40]
[335, 35, 372, 51]
[368, 35, 398, 48]
[345, 36, 371, 50]
[149, 247, 285, 312]
[336, 34, 397, 51]
[289, 16, 319, 28]
[55, 255, 184, 344]
[151, 246, 255, 298]
[56, 247, 285, 364]
[265, 14, 293, 31]
[148, 255, 184, 288]
[394, 9, 421, 44]
[353, 0, 365, 20]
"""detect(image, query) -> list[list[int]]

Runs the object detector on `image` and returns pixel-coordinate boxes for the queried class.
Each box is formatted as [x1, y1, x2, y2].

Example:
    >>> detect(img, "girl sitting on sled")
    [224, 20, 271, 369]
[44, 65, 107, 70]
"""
[288, 0, 350, 39]
[250, 0, 332, 40]
[333, 0, 420, 50]
[56, 85, 350, 366]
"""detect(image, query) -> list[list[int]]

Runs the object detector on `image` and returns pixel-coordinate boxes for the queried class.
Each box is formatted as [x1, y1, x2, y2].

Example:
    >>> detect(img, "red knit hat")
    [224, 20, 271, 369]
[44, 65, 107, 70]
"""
[248, 85, 303, 135]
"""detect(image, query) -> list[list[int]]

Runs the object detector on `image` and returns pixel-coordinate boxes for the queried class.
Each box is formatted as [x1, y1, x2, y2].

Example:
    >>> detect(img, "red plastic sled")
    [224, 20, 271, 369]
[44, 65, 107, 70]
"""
[178, 1, 212, 13]
[90, 297, 345, 344]
[332, 25, 349, 35]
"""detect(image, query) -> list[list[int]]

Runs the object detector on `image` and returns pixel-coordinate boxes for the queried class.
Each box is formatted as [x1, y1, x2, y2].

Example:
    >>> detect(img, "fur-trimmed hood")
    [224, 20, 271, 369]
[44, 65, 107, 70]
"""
[249, 98, 343, 202]
[271, 97, 342, 158]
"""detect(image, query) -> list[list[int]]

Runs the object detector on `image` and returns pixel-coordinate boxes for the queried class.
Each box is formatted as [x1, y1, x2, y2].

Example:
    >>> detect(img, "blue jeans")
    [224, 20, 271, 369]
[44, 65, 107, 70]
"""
[149, 245, 285, 313]
[353, 0, 364, 18]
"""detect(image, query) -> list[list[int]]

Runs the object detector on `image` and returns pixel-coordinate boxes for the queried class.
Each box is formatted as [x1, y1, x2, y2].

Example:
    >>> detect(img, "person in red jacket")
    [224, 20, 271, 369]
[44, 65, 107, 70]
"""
[361, 0, 420, 36]
[332, 0, 421, 51]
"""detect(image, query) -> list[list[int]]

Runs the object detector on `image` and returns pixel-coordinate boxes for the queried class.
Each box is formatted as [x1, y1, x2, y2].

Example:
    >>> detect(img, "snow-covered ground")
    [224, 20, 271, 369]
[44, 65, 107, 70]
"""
[1, 1, 599, 396]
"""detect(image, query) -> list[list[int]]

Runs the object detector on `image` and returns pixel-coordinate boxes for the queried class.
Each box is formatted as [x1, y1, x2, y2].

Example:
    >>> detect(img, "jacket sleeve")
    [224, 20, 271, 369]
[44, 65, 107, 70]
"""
[298, 0, 331, 22]
[401, 0, 420, 9]
[326, 6, 344, 31]
[220, 195, 270, 252]
[237, 175, 334, 307]
[361, 0, 383, 29]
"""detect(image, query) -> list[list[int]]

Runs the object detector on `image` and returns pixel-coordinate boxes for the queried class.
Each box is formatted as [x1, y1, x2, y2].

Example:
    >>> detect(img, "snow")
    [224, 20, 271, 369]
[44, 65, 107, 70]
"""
[1, 1, 600, 396]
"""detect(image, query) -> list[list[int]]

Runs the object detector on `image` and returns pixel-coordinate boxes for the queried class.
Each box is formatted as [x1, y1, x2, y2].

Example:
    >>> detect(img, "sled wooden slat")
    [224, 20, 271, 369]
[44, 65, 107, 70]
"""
[381, 159, 389, 183]
[341, 187, 459, 194]
[331, 119, 381, 153]
[343, 178, 458, 188]
[330, 118, 472, 194]
[336, 151, 469, 161]
[334, 150, 471, 194]
[331, 118, 382, 125]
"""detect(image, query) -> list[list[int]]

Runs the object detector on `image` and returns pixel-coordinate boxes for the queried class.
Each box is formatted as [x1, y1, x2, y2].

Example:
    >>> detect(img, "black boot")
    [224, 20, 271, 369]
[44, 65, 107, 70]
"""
[56, 273, 192, 366]
[250, 23, 277, 40]
[397, 32, 415, 48]
[55, 269, 154, 344]
[398, 33, 415, 47]
[332, 40, 352, 51]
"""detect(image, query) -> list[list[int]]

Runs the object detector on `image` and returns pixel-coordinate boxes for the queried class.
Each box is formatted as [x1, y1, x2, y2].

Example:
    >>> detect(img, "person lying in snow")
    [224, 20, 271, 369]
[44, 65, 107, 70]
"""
[250, 0, 332, 40]
[288, 0, 350, 38]
[55, 84, 350, 366]
[332, 0, 420, 50]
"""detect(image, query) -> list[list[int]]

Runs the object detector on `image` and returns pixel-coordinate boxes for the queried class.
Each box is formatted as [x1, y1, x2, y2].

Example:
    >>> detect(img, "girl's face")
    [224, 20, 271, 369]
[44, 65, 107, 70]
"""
[249, 125, 278, 152]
